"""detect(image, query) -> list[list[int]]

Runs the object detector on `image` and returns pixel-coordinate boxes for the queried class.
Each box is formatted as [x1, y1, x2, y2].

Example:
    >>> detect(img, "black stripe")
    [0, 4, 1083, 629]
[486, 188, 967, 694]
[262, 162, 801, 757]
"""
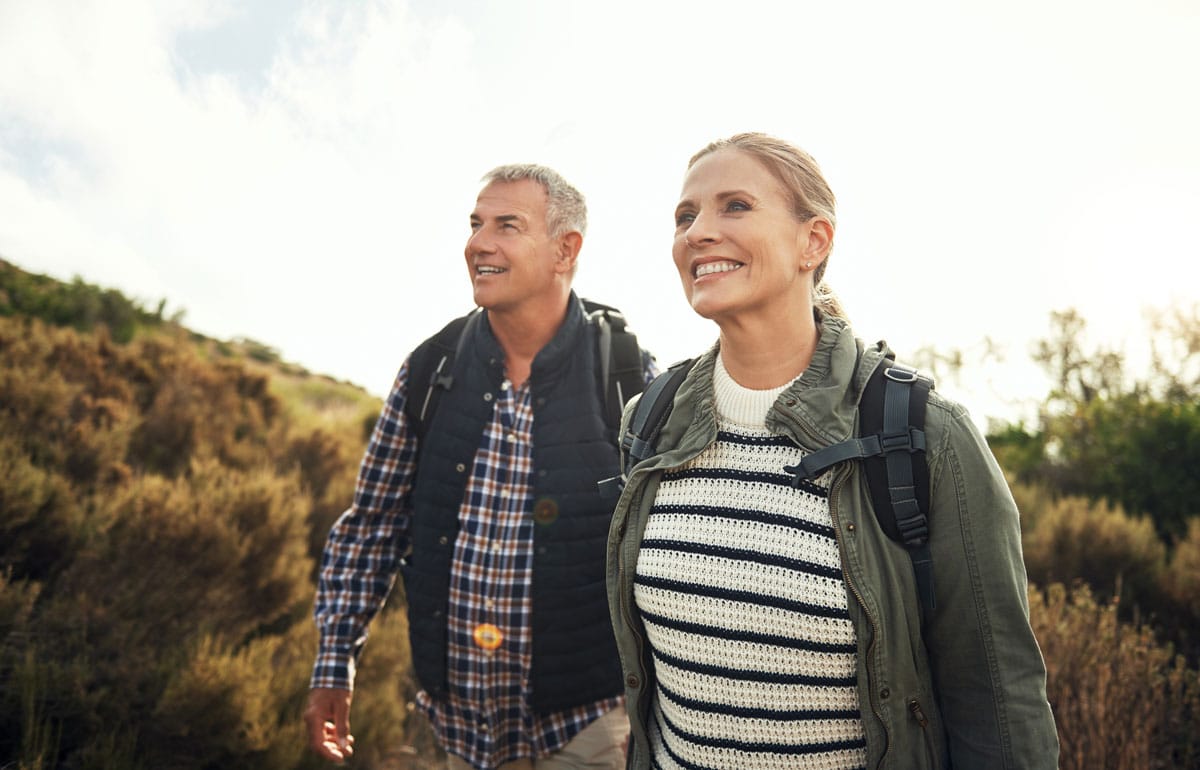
[649, 504, 835, 539]
[637, 607, 857, 654]
[715, 430, 799, 448]
[652, 647, 857, 687]
[635, 573, 850, 620]
[658, 679, 861, 721]
[657, 705, 868, 758]
[661, 466, 828, 498]
[640, 538, 842, 580]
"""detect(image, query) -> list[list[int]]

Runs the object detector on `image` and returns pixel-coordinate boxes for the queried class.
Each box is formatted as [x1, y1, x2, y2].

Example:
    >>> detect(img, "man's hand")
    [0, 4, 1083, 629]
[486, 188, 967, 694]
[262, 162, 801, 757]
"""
[304, 687, 355, 762]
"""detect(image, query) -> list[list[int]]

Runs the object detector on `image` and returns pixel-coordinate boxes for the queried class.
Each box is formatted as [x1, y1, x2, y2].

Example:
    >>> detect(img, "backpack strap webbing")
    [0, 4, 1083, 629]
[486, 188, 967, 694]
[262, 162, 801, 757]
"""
[404, 310, 481, 440]
[783, 359, 935, 610]
[582, 299, 647, 429]
[598, 358, 694, 500]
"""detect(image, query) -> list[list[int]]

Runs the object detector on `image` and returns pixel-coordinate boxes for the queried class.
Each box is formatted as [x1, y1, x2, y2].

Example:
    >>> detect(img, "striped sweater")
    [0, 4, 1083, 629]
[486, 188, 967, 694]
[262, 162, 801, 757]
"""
[633, 354, 867, 770]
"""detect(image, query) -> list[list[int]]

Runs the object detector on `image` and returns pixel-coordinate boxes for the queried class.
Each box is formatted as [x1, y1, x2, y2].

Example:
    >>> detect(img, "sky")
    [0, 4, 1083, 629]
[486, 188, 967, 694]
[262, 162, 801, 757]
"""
[1, 0, 1197, 428]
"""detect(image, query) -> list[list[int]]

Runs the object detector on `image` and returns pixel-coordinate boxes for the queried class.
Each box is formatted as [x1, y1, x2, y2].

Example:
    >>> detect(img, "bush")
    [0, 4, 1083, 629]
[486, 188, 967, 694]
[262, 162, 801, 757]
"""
[1030, 582, 1200, 769]
[1022, 492, 1166, 614]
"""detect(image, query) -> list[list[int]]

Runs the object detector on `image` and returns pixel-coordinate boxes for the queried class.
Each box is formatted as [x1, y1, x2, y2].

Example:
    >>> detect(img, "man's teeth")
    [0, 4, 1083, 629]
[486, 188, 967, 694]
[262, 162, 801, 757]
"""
[695, 261, 743, 278]
[478, 266, 506, 274]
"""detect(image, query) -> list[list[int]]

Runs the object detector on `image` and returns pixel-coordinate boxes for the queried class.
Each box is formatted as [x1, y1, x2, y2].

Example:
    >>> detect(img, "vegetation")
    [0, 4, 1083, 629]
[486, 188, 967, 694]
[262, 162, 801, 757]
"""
[1, 261, 1197, 768]
[0, 262, 437, 768]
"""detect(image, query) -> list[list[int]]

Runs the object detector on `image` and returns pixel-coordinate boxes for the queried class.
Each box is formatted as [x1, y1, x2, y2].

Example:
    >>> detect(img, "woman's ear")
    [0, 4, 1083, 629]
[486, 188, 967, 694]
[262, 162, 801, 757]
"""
[801, 218, 834, 269]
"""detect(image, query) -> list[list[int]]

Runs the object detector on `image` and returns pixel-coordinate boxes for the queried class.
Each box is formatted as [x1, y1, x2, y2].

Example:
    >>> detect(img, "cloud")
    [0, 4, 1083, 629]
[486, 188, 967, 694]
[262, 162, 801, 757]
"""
[1, 0, 1198, 423]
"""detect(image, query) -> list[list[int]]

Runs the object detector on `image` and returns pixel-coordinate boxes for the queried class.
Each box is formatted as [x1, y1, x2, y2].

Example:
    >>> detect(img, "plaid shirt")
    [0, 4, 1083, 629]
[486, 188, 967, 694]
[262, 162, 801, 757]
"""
[313, 349, 655, 770]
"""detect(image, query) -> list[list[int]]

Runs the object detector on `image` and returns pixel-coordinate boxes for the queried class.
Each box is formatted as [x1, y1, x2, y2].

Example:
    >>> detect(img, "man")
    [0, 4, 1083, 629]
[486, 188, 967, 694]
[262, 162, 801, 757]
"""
[304, 164, 655, 769]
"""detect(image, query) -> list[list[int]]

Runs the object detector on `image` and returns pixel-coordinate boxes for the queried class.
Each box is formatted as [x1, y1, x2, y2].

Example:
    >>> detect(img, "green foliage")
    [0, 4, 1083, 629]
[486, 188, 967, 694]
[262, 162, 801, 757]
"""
[994, 305, 1200, 543]
[1029, 582, 1200, 770]
[0, 259, 165, 343]
[1043, 395, 1200, 542]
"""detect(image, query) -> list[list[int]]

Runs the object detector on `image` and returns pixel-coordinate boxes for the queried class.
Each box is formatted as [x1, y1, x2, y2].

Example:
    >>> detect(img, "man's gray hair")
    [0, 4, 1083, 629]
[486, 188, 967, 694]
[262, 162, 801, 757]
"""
[481, 164, 588, 238]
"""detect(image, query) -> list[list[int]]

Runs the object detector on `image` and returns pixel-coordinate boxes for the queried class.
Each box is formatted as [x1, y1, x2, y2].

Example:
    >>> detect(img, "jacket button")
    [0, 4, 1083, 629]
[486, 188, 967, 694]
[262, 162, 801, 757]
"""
[533, 498, 559, 525]
[483, 392, 494, 402]
[438, 535, 449, 545]
[847, 523, 856, 532]
[880, 688, 890, 699]
[626, 674, 640, 689]
[456, 463, 466, 473]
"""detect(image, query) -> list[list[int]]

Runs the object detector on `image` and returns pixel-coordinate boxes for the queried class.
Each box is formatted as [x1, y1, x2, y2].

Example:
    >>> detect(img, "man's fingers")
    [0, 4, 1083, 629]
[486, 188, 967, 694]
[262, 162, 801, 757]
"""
[304, 688, 354, 761]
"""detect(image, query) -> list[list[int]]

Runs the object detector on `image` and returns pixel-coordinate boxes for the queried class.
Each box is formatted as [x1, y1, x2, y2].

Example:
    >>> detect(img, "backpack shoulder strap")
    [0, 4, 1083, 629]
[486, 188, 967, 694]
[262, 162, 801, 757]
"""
[863, 361, 935, 610]
[583, 298, 647, 428]
[598, 358, 694, 499]
[403, 309, 480, 439]
[406, 301, 646, 438]
[783, 358, 936, 610]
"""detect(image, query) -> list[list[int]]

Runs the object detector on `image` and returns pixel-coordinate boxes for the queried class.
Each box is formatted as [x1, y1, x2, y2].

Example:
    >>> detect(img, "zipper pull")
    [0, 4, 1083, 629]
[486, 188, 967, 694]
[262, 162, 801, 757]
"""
[908, 699, 930, 728]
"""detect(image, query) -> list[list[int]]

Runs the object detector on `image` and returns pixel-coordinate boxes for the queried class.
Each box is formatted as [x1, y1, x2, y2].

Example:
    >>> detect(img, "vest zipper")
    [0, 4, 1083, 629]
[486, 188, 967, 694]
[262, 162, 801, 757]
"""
[829, 469, 889, 768]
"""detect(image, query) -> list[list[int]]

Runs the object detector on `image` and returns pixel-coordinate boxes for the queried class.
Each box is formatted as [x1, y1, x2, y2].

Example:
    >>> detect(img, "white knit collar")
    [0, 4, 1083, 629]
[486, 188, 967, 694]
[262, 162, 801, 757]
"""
[713, 352, 803, 429]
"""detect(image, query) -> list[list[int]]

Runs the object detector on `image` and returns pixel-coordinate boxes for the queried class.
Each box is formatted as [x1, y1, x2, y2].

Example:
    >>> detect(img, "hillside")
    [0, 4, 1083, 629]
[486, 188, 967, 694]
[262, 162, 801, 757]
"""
[0, 260, 439, 769]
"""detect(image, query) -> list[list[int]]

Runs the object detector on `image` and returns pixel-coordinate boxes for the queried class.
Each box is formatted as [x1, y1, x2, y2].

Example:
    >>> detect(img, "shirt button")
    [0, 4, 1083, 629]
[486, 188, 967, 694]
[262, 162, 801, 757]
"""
[486, 599, 495, 609]
[506, 433, 516, 443]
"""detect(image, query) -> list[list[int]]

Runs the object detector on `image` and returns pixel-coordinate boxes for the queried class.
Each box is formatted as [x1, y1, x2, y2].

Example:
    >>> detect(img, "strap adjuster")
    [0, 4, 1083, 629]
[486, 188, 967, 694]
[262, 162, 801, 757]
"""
[884, 366, 918, 383]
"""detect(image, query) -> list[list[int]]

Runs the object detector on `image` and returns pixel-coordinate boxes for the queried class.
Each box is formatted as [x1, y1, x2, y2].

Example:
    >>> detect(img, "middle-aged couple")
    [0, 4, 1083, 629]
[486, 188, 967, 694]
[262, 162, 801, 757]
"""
[303, 132, 1060, 770]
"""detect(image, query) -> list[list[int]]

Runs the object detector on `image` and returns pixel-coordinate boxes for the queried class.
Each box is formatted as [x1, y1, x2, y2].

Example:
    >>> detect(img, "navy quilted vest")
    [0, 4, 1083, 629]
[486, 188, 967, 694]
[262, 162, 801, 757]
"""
[403, 296, 623, 714]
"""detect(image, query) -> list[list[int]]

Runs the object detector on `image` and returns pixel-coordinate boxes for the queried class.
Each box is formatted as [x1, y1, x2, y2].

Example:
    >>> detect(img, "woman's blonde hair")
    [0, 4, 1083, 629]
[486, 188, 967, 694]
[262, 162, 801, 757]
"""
[688, 133, 846, 319]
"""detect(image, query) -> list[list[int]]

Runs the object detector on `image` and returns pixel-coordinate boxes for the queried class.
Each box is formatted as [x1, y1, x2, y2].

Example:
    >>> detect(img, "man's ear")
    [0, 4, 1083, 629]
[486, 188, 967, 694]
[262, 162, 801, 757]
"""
[556, 231, 583, 274]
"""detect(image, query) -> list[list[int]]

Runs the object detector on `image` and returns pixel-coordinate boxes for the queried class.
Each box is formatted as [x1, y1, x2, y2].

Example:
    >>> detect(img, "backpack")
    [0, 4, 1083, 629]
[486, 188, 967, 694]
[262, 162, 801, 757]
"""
[404, 298, 647, 439]
[603, 355, 938, 611]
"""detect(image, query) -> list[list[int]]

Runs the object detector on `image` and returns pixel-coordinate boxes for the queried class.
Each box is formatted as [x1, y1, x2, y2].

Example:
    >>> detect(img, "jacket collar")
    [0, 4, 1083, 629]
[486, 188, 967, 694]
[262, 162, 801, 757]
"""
[475, 291, 588, 383]
[660, 313, 890, 457]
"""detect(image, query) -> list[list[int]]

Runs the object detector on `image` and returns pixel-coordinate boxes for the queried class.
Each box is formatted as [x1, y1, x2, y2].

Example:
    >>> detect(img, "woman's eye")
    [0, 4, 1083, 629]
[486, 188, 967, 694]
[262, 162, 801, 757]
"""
[675, 211, 695, 227]
[726, 200, 750, 212]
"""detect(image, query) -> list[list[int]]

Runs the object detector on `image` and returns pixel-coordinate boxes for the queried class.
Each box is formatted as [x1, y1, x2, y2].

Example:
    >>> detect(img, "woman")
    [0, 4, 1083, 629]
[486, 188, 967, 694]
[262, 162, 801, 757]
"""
[606, 133, 1058, 769]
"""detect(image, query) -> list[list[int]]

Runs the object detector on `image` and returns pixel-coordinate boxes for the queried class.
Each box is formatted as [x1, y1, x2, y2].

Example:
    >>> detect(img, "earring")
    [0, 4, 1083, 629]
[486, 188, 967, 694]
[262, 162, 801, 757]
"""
[805, 261, 813, 269]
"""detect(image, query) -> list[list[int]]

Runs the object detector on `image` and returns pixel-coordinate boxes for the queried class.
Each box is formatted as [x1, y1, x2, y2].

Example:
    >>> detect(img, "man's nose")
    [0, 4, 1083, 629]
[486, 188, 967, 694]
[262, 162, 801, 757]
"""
[466, 227, 496, 255]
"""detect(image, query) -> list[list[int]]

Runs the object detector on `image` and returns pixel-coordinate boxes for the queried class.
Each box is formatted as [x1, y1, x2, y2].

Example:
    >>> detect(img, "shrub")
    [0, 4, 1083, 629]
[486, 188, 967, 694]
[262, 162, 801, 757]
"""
[1030, 582, 1200, 769]
[1022, 493, 1166, 614]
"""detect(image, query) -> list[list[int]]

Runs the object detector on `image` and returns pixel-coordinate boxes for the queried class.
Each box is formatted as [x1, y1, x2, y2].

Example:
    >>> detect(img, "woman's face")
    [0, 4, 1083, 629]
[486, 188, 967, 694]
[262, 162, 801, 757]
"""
[672, 148, 826, 325]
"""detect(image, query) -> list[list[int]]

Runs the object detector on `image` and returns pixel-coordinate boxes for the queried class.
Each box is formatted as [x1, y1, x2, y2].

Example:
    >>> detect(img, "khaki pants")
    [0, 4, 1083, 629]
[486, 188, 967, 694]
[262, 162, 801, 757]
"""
[445, 707, 629, 770]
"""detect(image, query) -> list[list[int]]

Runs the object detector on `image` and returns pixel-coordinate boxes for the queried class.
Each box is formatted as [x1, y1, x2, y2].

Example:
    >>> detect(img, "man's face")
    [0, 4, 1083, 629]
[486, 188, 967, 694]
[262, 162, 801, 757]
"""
[464, 179, 564, 313]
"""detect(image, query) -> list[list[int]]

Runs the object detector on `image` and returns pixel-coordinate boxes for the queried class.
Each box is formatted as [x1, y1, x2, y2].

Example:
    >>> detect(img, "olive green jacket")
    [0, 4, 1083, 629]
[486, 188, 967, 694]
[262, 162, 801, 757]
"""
[606, 315, 1059, 769]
